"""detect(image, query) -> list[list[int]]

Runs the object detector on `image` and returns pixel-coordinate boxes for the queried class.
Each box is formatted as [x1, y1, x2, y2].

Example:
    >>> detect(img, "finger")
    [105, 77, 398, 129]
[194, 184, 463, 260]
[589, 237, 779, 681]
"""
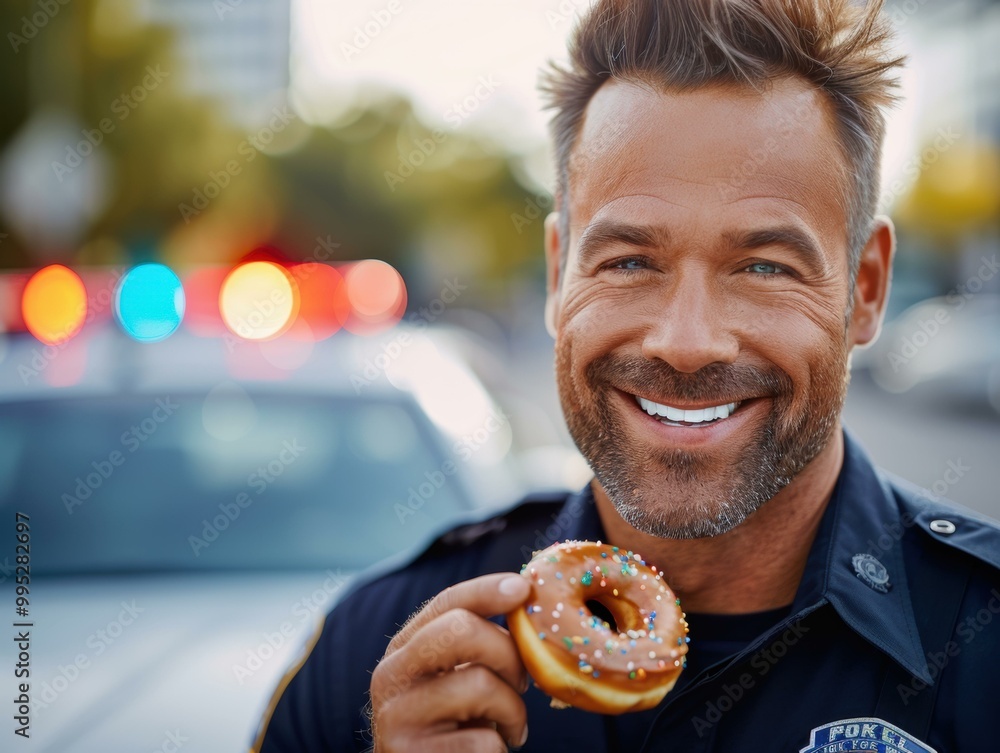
[386, 573, 530, 657]
[381, 664, 528, 748]
[374, 609, 527, 698]
[406, 728, 509, 753]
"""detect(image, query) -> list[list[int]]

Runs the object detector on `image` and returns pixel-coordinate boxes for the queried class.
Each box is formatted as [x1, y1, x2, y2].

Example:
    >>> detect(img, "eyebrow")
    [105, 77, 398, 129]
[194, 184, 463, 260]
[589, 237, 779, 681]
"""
[722, 226, 826, 277]
[576, 220, 671, 268]
[576, 219, 826, 276]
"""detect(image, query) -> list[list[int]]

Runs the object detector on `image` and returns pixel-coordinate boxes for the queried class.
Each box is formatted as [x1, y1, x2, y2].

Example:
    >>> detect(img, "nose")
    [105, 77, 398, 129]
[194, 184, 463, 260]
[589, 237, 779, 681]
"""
[640, 270, 739, 373]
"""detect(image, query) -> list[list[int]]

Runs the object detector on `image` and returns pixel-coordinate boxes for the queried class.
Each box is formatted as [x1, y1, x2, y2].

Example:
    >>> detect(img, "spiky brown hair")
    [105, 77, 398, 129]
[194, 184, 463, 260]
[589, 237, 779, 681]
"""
[541, 0, 905, 275]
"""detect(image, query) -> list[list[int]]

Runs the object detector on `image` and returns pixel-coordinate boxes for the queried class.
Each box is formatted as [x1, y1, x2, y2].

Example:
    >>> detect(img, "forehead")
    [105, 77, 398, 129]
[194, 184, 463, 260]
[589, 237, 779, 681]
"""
[567, 77, 850, 250]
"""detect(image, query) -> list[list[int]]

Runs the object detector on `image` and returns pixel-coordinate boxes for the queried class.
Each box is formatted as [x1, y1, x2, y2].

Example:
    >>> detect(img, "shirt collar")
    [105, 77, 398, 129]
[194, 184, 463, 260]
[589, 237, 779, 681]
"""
[562, 429, 932, 685]
[559, 482, 605, 542]
[796, 429, 932, 684]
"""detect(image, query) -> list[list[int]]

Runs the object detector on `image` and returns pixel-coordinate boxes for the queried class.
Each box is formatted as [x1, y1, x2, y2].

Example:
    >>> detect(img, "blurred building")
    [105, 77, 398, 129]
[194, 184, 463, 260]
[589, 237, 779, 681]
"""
[950, 0, 1000, 137]
[141, 0, 291, 127]
[876, 0, 1000, 313]
[897, 0, 1000, 137]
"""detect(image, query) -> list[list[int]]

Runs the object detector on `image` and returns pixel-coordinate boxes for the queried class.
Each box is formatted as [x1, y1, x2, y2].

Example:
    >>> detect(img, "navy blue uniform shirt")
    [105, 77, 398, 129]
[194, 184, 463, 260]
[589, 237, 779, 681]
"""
[253, 433, 1000, 752]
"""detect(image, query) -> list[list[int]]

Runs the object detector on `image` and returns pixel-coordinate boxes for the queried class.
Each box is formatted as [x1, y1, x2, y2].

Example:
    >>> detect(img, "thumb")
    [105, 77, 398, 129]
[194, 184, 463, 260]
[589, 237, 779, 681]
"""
[386, 573, 531, 655]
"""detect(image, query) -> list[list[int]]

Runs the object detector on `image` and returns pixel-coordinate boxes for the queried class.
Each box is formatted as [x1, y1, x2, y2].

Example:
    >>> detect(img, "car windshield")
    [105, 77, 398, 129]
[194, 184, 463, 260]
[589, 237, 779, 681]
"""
[0, 392, 472, 574]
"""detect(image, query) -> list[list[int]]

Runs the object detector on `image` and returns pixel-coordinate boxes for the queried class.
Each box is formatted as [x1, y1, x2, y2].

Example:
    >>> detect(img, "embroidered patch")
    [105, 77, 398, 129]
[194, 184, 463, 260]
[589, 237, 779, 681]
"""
[852, 553, 891, 593]
[800, 718, 937, 753]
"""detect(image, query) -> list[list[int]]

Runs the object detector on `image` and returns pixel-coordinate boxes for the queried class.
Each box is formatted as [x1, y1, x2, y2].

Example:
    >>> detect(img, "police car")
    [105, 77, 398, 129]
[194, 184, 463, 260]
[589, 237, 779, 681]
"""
[0, 324, 533, 752]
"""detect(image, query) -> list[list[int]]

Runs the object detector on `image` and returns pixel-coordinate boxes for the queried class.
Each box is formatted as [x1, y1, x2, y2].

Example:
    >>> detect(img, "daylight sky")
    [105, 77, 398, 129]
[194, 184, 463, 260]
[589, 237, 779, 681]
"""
[291, 0, 945, 200]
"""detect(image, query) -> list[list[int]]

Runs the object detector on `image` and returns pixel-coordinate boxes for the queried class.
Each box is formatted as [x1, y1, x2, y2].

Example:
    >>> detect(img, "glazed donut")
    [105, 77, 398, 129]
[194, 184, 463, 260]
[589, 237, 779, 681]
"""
[507, 540, 688, 714]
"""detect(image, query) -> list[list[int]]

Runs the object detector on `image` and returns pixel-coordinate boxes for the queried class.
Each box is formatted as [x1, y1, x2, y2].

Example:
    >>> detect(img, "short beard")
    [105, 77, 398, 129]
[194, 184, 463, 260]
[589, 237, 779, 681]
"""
[556, 350, 848, 539]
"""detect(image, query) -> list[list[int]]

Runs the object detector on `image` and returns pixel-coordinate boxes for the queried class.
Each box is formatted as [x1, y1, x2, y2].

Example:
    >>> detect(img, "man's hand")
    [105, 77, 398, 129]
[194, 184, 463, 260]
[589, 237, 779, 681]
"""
[370, 573, 532, 752]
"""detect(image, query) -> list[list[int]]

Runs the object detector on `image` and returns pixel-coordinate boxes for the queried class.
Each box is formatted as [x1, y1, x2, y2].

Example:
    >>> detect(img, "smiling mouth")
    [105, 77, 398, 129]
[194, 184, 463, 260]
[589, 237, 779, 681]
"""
[632, 394, 743, 428]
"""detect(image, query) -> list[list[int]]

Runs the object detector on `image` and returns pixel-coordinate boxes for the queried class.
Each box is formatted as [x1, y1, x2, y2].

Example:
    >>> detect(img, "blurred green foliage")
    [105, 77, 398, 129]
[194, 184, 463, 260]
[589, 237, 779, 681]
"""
[0, 0, 549, 304]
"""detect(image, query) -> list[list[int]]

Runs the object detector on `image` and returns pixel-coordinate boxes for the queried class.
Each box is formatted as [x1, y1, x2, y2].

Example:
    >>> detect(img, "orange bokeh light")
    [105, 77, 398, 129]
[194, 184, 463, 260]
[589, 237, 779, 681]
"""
[346, 260, 405, 318]
[21, 265, 88, 345]
[287, 263, 350, 341]
[343, 260, 407, 335]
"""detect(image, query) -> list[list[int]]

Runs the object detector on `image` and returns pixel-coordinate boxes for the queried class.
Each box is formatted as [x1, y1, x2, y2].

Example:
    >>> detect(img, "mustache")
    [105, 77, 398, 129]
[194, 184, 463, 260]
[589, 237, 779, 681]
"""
[586, 355, 793, 404]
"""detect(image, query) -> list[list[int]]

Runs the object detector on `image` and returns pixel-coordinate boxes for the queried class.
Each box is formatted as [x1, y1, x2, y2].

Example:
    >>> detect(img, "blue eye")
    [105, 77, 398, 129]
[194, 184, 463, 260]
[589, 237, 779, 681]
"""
[747, 262, 782, 275]
[612, 257, 648, 271]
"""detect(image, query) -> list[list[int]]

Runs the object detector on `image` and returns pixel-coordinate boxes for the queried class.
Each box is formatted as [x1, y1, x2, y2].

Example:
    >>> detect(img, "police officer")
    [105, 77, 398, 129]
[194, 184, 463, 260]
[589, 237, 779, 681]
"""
[254, 0, 1000, 750]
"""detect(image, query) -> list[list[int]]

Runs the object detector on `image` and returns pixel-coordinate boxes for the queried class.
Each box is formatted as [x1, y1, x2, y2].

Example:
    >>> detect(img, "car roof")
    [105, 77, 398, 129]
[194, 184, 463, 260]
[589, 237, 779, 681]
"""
[0, 325, 422, 401]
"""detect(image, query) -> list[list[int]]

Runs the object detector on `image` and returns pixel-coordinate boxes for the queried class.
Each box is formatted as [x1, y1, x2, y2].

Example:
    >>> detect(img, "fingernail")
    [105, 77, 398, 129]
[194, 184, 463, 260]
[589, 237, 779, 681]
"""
[517, 725, 529, 747]
[520, 675, 530, 693]
[499, 576, 526, 596]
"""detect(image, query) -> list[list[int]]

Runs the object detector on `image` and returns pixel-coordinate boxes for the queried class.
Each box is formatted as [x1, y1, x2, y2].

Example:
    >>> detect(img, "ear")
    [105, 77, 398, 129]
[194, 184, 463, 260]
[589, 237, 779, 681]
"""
[543, 211, 563, 338]
[849, 216, 895, 348]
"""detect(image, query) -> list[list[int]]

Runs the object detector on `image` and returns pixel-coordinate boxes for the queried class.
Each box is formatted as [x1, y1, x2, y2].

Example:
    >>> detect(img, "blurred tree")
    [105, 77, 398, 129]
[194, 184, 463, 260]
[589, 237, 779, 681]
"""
[0, 1, 38, 268]
[266, 94, 548, 304]
[0, 0, 550, 314]
[0, 0, 262, 269]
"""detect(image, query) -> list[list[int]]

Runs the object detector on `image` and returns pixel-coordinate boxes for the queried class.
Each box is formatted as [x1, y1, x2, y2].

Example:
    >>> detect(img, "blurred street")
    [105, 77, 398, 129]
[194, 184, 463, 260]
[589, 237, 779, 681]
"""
[842, 371, 1000, 520]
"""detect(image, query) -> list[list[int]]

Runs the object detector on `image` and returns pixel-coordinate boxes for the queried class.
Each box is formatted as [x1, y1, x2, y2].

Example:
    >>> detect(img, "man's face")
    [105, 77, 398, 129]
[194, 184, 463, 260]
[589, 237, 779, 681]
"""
[547, 77, 865, 539]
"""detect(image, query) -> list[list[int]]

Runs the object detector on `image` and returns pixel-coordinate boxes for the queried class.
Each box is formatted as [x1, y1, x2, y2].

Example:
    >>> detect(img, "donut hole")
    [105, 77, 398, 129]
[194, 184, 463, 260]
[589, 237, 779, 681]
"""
[586, 595, 646, 635]
[585, 599, 619, 631]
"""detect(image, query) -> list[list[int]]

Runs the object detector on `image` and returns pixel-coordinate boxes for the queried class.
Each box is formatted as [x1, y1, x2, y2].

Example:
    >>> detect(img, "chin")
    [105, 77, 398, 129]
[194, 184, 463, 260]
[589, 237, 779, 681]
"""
[601, 472, 788, 540]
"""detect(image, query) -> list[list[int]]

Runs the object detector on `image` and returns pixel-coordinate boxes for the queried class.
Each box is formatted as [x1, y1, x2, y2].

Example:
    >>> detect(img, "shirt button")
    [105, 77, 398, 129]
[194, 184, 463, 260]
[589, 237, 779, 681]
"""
[929, 519, 957, 535]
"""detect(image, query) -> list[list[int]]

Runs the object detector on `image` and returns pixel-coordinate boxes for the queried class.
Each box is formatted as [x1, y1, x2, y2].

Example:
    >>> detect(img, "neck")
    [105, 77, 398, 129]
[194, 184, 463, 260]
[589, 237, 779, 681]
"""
[592, 428, 845, 614]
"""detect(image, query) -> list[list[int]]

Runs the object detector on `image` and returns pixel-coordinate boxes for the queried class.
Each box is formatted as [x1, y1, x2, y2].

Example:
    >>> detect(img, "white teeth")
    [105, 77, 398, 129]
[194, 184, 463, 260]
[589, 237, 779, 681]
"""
[636, 396, 739, 424]
[664, 405, 685, 421]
